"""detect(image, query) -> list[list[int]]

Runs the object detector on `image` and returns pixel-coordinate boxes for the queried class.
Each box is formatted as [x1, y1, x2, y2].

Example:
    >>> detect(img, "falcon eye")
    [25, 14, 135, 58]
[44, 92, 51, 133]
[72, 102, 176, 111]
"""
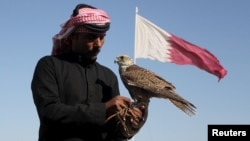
[120, 56, 124, 59]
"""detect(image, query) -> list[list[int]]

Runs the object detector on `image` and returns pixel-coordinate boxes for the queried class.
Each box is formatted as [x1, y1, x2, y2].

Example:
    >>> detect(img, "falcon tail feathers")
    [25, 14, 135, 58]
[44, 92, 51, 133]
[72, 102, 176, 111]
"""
[160, 90, 197, 116]
[169, 99, 196, 116]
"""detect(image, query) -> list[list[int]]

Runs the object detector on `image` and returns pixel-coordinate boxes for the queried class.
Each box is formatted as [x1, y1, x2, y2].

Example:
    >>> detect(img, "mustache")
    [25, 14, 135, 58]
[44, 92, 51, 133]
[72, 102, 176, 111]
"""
[87, 48, 101, 55]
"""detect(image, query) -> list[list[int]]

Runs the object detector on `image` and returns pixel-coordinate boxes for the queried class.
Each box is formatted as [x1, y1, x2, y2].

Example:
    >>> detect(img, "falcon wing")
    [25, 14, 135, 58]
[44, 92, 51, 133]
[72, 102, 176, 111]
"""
[121, 64, 196, 116]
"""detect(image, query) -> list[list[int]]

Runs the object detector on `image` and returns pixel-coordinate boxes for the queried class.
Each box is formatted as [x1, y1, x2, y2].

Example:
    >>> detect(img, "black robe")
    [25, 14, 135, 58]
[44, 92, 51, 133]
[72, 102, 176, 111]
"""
[31, 53, 122, 141]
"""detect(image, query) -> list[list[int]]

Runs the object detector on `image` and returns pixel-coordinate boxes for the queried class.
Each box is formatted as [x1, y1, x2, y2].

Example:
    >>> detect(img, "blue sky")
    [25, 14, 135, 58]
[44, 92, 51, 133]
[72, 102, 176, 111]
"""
[1, 0, 249, 141]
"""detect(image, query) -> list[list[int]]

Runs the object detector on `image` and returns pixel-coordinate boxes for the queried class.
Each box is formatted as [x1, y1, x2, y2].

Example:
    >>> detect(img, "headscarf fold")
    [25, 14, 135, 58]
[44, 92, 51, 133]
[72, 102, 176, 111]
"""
[51, 6, 111, 55]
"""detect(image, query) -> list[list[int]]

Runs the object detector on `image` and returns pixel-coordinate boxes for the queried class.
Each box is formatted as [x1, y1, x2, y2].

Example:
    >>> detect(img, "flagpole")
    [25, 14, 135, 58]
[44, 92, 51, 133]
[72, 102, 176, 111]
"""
[134, 7, 139, 64]
[130, 7, 138, 141]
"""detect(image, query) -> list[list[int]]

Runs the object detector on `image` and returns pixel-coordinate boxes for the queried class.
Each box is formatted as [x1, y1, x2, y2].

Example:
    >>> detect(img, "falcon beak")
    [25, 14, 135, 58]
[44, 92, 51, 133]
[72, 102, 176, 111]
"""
[114, 57, 119, 64]
[114, 59, 118, 64]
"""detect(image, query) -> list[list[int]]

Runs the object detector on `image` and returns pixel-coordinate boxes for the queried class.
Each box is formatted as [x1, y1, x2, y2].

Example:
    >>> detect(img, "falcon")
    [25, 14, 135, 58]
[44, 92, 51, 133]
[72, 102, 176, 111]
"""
[114, 54, 196, 116]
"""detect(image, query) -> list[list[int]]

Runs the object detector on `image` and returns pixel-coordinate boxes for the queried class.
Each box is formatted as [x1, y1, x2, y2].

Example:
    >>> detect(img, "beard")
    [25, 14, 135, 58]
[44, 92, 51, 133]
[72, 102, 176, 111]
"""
[85, 49, 100, 61]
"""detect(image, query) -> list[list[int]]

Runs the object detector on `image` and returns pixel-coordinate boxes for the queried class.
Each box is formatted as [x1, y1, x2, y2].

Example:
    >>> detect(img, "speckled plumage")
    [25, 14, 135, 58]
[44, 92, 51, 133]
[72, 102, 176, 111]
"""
[115, 54, 196, 116]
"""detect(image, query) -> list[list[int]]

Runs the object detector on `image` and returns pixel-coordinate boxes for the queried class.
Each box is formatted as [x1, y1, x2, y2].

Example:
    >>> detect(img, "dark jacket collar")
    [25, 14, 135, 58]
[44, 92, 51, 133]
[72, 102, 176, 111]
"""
[55, 52, 97, 67]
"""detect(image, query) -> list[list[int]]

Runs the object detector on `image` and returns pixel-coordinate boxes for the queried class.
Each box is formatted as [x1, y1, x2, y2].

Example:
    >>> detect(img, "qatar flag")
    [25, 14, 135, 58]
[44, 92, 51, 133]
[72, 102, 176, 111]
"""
[134, 14, 227, 81]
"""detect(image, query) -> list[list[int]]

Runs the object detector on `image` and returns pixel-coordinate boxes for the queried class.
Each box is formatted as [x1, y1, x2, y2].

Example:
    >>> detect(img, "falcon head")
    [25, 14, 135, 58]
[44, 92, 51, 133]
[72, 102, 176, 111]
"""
[114, 54, 134, 67]
[114, 55, 135, 73]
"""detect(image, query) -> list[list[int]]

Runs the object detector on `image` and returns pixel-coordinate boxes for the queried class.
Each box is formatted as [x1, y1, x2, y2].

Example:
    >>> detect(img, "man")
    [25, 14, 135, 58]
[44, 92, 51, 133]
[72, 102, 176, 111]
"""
[31, 4, 144, 141]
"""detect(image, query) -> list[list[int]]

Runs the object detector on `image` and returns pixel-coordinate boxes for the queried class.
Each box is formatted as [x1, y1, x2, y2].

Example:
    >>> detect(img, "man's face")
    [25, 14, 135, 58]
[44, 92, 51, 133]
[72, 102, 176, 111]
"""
[71, 32, 106, 60]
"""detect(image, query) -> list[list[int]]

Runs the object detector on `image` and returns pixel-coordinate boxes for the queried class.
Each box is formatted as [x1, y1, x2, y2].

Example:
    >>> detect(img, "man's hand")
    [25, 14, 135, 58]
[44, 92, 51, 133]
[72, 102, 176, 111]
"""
[105, 96, 131, 118]
[105, 96, 149, 139]
[128, 104, 145, 126]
